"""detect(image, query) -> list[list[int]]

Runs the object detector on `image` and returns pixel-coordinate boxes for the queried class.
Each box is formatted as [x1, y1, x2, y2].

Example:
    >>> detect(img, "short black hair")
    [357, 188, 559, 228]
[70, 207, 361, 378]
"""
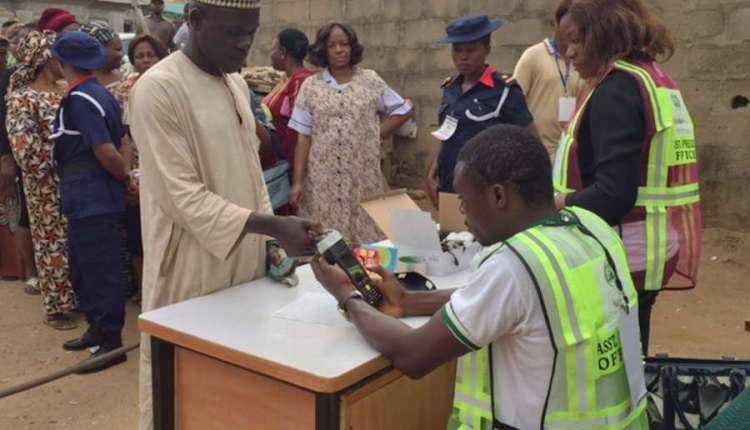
[127, 34, 168, 65]
[2, 20, 18, 29]
[277, 28, 309, 64]
[308, 22, 363, 68]
[457, 124, 553, 206]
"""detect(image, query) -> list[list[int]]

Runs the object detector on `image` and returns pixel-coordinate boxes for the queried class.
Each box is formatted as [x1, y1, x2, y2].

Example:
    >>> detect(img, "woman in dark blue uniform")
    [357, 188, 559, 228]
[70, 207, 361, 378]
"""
[426, 15, 538, 205]
[50, 32, 130, 373]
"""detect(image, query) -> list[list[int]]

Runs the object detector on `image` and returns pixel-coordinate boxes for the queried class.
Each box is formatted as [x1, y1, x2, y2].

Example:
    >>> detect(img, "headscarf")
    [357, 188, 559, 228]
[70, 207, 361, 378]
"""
[37, 8, 78, 33]
[8, 30, 56, 93]
[79, 21, 116, 46]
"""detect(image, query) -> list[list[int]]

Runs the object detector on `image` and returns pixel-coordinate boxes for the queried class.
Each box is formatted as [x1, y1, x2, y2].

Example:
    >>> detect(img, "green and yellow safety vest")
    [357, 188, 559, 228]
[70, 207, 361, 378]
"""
[448, 207, 648, 430]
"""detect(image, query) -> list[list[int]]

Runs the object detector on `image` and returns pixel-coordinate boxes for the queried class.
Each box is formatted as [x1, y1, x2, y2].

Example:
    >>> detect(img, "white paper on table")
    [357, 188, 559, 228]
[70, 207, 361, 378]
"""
[273, 292, 351, 327]
[390, 208, 442, 258]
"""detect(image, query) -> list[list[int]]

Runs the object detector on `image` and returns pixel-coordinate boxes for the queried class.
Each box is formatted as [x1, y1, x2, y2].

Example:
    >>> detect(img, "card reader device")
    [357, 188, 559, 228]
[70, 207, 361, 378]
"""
[315, 229, 383, 307]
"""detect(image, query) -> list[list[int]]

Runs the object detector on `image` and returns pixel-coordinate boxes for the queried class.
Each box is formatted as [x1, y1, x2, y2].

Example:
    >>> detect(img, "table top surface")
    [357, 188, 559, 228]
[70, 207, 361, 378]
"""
[139, 264, 470, 393]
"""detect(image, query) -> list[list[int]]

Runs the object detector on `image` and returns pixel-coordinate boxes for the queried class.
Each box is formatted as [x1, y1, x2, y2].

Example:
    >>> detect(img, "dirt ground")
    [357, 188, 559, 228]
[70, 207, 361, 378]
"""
[0, 227, 748, 430]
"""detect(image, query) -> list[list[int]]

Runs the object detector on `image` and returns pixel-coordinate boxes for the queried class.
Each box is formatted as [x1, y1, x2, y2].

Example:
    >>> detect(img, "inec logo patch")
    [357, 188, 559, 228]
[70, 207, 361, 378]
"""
[604, 265, 617, 287]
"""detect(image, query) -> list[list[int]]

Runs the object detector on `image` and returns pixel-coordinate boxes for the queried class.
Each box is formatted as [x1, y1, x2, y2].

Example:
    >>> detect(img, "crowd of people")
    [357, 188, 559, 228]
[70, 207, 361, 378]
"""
[0, 3, 176, 366]
[0, 0, 703, 428]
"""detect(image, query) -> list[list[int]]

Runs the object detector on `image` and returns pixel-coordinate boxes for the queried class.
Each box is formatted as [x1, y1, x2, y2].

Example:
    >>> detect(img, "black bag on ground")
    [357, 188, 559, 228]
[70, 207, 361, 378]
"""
[645, 356, 750, 429]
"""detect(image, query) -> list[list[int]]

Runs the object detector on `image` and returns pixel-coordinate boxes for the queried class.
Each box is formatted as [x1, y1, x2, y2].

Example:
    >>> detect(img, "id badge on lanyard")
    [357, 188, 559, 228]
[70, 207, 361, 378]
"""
[553, 39, 576, 123]
[558, 97, 576, 123]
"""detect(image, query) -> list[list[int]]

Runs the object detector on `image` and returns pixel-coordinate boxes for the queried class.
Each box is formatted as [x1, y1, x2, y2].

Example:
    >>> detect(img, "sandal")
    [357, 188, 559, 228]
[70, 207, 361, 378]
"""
[44, 314, 78, 331]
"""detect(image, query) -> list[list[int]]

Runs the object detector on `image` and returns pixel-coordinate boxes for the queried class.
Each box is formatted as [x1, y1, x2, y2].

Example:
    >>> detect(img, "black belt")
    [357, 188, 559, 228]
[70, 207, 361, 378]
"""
[57, 158, 102, 179]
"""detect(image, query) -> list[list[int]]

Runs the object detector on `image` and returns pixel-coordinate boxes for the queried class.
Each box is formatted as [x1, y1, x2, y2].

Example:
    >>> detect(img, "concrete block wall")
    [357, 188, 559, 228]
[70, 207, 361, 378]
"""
[249, 0, 750, 230]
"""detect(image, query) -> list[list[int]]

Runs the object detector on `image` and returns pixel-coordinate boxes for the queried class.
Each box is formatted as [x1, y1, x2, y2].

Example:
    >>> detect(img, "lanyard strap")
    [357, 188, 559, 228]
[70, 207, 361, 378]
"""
[551, 39, 571, 95]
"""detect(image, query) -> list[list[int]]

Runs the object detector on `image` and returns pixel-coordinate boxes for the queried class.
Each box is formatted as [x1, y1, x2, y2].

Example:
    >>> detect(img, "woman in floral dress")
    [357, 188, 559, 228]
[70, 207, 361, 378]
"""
[6, 30, 77, 330]
[289, 23, 413, 243]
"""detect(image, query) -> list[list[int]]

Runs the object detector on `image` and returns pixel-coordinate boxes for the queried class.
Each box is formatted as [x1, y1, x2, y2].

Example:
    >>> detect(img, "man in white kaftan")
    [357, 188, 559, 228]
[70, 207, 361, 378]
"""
[130, 1, 317, 427]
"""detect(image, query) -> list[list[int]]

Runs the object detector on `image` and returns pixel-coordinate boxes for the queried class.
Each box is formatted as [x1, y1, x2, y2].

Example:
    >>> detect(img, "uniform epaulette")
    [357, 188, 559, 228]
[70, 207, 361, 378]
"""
[441, 75, 458, 89]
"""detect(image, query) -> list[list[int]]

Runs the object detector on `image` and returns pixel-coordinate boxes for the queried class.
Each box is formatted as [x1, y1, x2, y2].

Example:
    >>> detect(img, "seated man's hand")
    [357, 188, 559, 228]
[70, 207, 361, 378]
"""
[311, 255, 355, 304]
[368, 265, 406, 318]
[311, 257, 408, 318]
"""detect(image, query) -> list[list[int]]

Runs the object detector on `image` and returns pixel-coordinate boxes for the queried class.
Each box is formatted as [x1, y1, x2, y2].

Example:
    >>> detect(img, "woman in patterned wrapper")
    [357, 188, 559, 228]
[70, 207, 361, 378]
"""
[288, 22, 413, 244]
[6, 30, 78, 330]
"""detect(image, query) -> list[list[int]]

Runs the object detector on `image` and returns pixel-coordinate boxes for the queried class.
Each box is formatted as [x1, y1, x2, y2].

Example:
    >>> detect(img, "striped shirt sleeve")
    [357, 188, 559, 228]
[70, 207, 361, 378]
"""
[442, 302, 481, 351]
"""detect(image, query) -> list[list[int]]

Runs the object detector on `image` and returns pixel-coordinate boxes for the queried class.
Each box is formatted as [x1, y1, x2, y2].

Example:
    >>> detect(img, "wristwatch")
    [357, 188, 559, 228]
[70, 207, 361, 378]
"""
[337, 290, 364, 321]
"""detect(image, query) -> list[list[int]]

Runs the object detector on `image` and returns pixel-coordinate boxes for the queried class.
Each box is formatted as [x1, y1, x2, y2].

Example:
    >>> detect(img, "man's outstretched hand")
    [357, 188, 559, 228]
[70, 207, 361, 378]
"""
[270, 216, 324, 257]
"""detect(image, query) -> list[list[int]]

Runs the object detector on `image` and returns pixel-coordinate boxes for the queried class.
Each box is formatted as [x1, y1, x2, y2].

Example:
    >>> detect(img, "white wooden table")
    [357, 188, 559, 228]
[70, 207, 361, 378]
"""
[139, 264, 470, 430]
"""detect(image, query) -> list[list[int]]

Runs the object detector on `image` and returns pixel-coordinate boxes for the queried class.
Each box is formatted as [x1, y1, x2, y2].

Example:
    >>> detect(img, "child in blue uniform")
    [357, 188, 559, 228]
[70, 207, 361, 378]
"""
[50, 31, 130, 373]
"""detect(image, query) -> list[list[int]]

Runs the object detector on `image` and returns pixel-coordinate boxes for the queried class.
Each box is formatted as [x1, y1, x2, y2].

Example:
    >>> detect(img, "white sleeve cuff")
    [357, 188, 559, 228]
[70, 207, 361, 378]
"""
[289, 105, 313, 136]
[378, 88, 411, 116]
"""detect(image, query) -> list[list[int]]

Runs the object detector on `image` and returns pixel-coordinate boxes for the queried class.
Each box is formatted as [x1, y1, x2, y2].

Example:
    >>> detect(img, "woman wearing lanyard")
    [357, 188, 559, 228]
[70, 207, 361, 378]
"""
[553, 0, 702, 354]
[513, 0, 587, 159]
[426, 15, 536, 206]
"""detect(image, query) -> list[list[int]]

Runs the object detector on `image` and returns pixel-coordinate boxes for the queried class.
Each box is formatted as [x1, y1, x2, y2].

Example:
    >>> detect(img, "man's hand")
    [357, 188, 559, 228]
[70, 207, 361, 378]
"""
[311, 258, 408, 318]
[0, 155, 18, 200]
[311, 255, 355, 304]
[270, 215, 323, 257]
[368, 266, 407, 318]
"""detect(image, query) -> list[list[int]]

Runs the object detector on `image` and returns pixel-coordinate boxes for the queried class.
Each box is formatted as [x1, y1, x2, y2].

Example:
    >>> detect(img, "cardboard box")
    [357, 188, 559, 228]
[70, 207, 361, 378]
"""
[361, 190, 476, 276]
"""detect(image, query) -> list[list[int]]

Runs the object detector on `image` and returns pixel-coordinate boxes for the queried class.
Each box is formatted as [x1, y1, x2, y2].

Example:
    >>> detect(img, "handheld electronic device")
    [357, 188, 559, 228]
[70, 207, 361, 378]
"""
[315, 229, 383, 307]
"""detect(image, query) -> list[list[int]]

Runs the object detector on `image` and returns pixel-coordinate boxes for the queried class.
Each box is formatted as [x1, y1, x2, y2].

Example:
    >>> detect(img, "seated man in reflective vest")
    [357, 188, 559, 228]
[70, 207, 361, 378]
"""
[312, 124, 649, 430]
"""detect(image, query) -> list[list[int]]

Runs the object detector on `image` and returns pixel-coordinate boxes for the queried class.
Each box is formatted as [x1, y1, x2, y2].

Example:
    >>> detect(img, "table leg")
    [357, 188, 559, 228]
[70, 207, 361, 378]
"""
[152, 337, 175, 430]
[315, 393, 340, 430]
